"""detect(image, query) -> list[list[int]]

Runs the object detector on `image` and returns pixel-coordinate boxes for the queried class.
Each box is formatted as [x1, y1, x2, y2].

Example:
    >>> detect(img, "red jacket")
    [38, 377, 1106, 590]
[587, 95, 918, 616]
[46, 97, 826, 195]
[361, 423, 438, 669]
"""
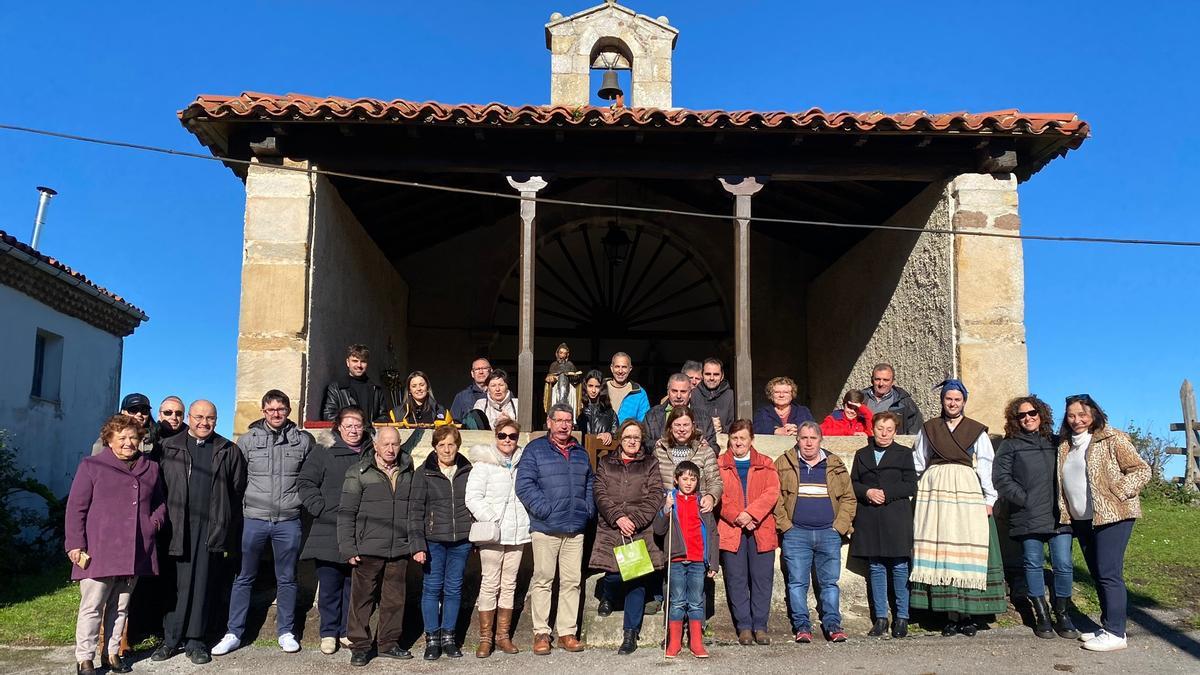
[716, 447, 780, 553]
[820, 406, 874, 437]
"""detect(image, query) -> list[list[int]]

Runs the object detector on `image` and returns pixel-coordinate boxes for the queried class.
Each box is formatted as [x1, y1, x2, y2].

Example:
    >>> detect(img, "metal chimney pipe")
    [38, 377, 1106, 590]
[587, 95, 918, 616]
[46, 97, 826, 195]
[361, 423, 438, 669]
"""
[30, 186, 57, 249]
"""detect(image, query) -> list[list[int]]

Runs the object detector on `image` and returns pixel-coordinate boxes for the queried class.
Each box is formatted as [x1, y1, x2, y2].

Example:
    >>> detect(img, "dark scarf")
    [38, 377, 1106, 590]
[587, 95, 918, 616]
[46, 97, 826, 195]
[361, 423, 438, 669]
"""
[923, 416, 987, 467]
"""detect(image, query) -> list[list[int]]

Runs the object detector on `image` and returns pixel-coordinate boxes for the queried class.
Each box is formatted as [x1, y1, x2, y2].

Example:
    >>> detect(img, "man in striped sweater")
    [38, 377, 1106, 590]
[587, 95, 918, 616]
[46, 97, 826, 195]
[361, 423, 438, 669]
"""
[773, 421, 857, 644]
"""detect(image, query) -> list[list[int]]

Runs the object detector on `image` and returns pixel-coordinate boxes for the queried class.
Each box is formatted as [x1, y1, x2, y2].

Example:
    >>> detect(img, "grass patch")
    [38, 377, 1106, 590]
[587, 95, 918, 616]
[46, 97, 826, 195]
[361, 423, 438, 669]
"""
[0, 563, 78, 645]
[1071, 491, 1200, 628]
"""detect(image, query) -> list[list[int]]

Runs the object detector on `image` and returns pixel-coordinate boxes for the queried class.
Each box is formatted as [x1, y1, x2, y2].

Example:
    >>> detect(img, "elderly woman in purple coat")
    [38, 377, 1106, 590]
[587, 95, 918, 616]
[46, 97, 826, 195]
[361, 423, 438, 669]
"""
[65, 414, 167, 675]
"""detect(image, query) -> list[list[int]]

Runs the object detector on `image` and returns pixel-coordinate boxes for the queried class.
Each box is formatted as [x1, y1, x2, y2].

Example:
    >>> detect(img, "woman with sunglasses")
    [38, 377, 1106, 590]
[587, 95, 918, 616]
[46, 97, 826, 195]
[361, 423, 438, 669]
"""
[1057, 394, 1150, 652]
[589, 420, 664, 655]
[993, 395, 1077, 640]
[463, 418, 530, 657]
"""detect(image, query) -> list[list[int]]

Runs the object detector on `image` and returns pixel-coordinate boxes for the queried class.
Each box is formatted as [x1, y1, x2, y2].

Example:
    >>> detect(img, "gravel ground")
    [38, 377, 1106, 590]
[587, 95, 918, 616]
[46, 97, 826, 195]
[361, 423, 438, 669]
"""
[6, 620, 1197, 675]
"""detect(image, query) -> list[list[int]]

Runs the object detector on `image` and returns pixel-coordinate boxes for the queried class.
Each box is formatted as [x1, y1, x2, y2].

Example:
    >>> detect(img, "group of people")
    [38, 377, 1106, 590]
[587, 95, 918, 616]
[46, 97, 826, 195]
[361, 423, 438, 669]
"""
[64, 346, 1152, 673]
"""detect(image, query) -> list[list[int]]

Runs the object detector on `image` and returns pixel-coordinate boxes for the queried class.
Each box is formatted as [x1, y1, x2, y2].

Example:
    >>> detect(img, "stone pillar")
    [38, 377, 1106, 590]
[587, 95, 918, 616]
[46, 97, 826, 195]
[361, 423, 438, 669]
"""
[506, 175, 549, 431]
[950, 173, 1027, 431]
[234, 158, 314, 433]
[718, 177, 767, 420]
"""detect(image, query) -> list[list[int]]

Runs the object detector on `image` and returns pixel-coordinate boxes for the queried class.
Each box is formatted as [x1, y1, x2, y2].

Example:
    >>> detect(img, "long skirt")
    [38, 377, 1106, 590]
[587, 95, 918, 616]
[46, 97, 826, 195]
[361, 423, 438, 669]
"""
[909, 463, 1006, 615]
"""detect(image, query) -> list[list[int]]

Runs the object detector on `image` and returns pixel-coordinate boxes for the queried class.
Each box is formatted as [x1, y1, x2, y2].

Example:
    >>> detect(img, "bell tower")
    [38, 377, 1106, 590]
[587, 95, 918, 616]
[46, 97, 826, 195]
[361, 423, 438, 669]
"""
[545, 1, 679, 109]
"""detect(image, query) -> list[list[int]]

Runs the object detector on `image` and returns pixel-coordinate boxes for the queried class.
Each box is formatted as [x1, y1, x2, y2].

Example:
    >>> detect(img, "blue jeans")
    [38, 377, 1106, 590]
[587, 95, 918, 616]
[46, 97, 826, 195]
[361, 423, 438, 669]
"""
[227, 518, 301, 638]
[1074, 519, 1134, 637]
[780, 526, 842, 632]
[1019, 532, 1074, 600]
[867, 557, 909, 620]
[667, 561, 706, 622]
[421, 540, 472, 633]
[602, 572, 649, 632]
[314, 560, 351, 638]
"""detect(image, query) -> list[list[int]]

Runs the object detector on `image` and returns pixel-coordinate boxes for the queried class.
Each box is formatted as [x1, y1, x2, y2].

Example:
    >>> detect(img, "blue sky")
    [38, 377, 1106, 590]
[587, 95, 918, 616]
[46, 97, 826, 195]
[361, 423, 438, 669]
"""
[1, 2, 1196, 472]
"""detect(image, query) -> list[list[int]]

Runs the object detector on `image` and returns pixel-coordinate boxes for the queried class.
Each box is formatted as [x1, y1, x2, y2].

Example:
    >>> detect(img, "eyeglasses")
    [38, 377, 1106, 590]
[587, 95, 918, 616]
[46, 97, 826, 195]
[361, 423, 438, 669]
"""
[264, 407, 290, 415]
[1015, 410, 1039, 420]
[160, 410, 183, 417]
[495, 432, 519, 441]
[621, 436, 642, 443]
[341, 424, 365, 432]
[1066, 393, 1095, 406]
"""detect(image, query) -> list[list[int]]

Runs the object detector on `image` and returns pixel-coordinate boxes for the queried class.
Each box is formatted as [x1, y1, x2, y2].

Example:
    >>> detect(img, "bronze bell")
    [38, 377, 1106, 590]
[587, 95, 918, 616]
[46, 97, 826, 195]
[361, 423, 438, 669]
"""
[597, 69, 623, 101]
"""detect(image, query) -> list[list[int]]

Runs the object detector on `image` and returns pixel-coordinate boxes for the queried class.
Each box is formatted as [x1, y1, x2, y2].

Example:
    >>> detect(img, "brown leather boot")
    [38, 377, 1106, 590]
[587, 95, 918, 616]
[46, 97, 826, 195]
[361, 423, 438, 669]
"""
[495, 607, 519, 654]
[475, 609, 495, 658]
[557, 634, 585, 652]
[532, 633, 552, 656]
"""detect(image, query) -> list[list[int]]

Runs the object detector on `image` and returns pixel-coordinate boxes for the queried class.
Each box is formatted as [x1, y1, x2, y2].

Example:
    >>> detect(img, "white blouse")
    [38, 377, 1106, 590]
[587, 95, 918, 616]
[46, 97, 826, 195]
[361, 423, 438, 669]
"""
[913, 427, 997, 506]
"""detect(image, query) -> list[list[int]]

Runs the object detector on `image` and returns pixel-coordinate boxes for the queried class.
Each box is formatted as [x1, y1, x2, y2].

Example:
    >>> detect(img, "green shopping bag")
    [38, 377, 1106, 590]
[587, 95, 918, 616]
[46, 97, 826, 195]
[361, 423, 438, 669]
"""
[614, 536, 654, 581]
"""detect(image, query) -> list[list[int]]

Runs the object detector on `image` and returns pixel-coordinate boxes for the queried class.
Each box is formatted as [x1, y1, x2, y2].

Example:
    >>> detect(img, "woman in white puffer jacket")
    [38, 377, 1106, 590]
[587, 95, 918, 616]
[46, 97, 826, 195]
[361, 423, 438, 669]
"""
[463, 418, 530, 657]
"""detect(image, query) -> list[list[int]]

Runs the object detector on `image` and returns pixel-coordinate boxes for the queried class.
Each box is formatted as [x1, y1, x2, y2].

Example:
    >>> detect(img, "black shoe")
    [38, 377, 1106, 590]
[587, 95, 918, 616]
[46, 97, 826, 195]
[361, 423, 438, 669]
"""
[1052, 597, 1080, 639]
[378, 645, 413, 660]
[643, 599, 662, 615]
[151, 644, 179, 662]
[617, 629, 639, 655]
[350, 649, 370, 667]
[423, 632, 442, 660]
[1032, 596, 1056, 639]
[106, 654, 132, 674]
[187, 647, 211, 664]
[891, 618, 909, 639]
[868, 618, 889, 637]
[942, 621, 958, 637]
[958, 619, 978, 637]
[440, 630, 462, 658]
[598, 597, 613, 617]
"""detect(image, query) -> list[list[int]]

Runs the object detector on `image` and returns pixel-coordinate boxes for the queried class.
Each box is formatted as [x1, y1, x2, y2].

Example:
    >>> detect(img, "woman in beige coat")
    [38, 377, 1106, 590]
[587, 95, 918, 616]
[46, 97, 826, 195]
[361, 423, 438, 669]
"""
[1056, 394, 1150, 653]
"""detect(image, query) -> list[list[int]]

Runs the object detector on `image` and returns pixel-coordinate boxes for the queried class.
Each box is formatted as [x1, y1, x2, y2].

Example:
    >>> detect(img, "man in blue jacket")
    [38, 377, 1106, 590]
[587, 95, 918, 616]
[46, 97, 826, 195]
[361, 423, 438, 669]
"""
[605, 352, 650, 423]
[515, 403, 595, 656]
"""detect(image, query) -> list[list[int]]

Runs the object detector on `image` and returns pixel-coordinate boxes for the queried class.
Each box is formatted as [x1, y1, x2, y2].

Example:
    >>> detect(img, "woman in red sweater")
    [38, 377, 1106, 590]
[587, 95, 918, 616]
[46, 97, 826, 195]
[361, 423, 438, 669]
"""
[821, 390, 874, 437]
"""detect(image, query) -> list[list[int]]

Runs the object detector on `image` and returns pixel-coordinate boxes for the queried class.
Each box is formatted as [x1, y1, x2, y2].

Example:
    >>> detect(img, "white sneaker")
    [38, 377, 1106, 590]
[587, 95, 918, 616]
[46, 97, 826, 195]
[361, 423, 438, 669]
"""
[1082, 632, 1127, 652]
[279, 633, 301, 653]
[339, 636, 352, 648]
[211, 633, 241, 656]
[1078, 629, 1104, 642]
[320, 637, 337, 654]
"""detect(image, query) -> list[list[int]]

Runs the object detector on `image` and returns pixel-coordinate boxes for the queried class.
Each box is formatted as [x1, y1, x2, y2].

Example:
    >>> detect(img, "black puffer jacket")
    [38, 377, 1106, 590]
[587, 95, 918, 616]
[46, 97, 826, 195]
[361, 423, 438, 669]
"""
[337, 450, 419, 560]
[411, 451, 473, 548]
[576, 399, 618, 436]
[993, 431, 1067, 537]
[160, 433, 247, 557]
[298, 433, 369, 561]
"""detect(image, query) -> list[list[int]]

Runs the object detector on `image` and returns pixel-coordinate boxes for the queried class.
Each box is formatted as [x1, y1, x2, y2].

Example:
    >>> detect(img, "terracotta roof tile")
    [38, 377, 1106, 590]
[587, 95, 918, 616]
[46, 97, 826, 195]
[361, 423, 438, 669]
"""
[180, 92, 1090, 140]
[0, 229, 147, 319]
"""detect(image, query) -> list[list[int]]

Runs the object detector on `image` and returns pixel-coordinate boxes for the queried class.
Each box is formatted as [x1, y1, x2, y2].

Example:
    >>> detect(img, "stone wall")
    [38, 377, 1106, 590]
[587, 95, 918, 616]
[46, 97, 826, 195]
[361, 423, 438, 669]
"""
[807, 180, 955, 421]
[234, 158, 314, 433]
[950, 173, 1027, 431]
[546, 3, 678, 108]
[304, 174, 409, 423]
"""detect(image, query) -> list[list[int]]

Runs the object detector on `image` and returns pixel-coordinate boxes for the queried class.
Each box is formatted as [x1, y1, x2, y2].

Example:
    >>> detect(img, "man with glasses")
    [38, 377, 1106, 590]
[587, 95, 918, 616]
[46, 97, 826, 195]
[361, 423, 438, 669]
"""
[516, 403, 595, 655]
[212, 390, 314, 656]
[155, 400, 246, 665]
[92, 393, 160, 459]
[451, 357, 493, 421]
[157, 396, 188, 440]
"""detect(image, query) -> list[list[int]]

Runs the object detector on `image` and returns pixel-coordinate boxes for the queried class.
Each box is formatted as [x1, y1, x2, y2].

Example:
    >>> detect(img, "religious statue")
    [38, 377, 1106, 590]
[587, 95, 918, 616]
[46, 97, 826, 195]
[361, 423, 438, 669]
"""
[543, 343, 583, 417]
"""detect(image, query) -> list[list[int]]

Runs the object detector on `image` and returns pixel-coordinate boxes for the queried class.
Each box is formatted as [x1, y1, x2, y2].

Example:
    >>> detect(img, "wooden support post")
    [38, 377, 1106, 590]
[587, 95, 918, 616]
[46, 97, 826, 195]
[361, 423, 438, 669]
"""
[718, 176, 767, 420]
[1181, 379, 1199, 490]
[506, 175, 549, 432]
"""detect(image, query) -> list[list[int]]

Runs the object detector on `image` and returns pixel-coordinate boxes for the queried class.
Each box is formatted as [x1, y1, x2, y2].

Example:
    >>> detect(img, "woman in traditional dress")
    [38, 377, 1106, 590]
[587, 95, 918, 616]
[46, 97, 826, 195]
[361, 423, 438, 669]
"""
[909, 379, 1006, 636]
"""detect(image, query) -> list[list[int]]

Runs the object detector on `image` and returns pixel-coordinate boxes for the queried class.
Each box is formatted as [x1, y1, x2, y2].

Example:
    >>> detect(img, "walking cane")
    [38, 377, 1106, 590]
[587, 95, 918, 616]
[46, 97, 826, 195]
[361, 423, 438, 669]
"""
[663, 491, 673, 658]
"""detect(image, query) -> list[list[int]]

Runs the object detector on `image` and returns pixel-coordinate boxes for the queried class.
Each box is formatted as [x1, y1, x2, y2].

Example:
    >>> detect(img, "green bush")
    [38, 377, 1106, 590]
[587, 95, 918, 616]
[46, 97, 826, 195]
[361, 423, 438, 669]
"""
[0, 430, 64, 576]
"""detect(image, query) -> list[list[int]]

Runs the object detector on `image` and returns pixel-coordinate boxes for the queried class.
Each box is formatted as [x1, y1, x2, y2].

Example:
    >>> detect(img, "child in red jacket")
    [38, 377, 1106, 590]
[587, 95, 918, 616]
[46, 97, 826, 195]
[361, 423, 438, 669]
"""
[655, 461, 719, 659]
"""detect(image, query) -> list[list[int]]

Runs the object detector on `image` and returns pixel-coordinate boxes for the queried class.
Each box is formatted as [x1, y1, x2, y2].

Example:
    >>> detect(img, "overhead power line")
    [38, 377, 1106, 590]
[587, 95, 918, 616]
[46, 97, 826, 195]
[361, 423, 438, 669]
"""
[2, 122, 1198, 249]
